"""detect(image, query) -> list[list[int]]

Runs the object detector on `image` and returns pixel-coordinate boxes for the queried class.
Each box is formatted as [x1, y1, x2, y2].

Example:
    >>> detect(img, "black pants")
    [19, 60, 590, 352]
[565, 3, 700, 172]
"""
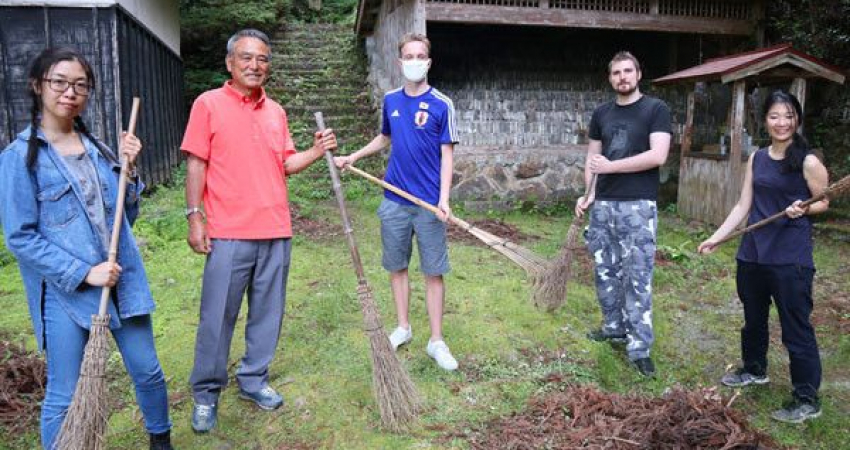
[736, 261, 821, 402]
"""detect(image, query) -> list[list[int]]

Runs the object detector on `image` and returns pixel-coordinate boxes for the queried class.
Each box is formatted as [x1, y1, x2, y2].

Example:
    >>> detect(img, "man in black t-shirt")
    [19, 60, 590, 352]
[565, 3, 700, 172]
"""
[575, 51, 672, 378]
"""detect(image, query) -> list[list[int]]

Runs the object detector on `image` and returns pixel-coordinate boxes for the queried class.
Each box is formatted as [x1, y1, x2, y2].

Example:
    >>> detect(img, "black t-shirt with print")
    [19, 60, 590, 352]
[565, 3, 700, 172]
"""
[588, 95, 672, 201]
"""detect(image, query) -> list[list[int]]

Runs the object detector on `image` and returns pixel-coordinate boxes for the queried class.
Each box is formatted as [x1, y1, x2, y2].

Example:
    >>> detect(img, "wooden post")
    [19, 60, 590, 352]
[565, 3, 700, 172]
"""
[790, 77, 807, 133]
[681, 90, 695, 165]
[676, 89, 695, 217]
[727, 80, 747, 223]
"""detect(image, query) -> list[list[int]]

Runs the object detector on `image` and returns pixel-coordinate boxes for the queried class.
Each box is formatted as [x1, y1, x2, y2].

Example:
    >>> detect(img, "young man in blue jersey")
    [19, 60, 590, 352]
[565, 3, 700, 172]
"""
[334, 33, 459, 371]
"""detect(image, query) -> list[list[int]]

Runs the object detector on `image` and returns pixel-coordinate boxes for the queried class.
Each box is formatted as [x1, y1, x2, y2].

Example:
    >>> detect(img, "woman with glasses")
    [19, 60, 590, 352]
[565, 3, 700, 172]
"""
[0, 47, 173, 449]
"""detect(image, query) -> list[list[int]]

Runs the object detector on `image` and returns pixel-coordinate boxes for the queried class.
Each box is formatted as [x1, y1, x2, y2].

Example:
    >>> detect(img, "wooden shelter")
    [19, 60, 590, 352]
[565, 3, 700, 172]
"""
[653, 44, 845, 225]
[0, 0, 184, 186]
[353, 0, 767, 209]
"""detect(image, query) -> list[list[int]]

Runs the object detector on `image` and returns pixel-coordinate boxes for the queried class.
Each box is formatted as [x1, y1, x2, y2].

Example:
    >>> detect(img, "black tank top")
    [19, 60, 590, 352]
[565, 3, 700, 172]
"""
[736, 148, 814, 268]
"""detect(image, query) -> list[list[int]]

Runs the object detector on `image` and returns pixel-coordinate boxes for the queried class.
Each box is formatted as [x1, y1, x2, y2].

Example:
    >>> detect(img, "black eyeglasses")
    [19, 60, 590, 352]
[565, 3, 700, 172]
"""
[43, 78, 92, 96]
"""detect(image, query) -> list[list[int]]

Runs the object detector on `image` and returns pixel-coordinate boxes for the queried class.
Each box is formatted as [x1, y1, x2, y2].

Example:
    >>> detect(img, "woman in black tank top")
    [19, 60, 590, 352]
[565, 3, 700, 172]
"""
[697, 90, 830, 424]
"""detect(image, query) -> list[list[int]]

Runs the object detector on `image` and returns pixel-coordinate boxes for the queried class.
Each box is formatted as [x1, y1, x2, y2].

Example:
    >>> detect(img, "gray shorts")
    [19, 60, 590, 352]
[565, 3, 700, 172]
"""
[378, 198, 450, 276]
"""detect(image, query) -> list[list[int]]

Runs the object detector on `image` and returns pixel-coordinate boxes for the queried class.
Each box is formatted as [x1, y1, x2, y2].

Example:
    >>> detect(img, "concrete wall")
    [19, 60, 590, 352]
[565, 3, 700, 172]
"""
[2, 0, 180, 54]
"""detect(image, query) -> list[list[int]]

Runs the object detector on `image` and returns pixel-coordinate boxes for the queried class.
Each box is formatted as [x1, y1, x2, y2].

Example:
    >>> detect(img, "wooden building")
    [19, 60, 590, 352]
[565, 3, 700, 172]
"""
[654, 44, 845, 225]
[354, 0, 767, 209]
[0, 0, 184, 186]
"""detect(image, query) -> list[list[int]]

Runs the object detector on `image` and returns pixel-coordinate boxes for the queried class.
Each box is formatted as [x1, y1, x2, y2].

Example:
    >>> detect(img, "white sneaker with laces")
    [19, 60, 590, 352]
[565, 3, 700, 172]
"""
[426, 340, 458, 371]
[388, 326, 412, 350]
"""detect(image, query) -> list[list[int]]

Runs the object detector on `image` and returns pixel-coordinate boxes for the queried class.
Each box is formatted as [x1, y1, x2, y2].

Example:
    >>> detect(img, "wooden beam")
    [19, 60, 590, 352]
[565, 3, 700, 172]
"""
[722, 53, 846, 84]
[423, 4, 754, 35]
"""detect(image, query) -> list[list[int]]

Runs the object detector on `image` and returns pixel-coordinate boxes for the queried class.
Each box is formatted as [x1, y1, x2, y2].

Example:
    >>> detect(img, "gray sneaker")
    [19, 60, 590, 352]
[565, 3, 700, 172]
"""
[720, 368, 769, 387]
[771, 399, 821, 424]
[239, 385, 284, 410]
[191, 403, 217, 433]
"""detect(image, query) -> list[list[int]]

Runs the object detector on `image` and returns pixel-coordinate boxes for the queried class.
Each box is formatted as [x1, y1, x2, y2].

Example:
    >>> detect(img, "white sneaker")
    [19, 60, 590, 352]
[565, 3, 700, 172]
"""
[388, 326, 412, 350]
[426, 340, 458, 371]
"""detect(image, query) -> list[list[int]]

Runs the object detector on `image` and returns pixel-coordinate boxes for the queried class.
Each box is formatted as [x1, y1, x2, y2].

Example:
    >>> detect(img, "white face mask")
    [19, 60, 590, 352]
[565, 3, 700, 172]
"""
[401, 59, 430, 83]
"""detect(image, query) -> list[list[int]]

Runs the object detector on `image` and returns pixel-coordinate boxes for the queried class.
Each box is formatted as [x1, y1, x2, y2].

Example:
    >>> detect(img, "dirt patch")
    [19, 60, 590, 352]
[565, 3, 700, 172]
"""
[0, 340, 45, 435]
[812, 275, 850, 334]
[291, 206, 341, 241]
[447, 219, 539, 246]
[446, 384, 782, 450]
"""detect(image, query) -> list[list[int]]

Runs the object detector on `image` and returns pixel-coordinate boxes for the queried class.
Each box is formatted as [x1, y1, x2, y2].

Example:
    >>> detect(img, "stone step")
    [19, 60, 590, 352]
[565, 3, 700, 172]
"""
[273, 59, 358, 71]
[266, 86, 369, 98]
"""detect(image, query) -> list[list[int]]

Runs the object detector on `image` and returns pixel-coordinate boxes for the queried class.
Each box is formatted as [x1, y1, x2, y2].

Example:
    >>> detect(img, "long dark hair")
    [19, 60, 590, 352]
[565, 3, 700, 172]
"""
[763, 89, 810, 173]
[24, 47, 116, 168]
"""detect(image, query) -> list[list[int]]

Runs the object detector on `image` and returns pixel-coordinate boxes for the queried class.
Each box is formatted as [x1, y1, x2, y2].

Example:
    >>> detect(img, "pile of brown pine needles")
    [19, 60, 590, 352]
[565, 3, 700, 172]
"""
[458, 384, 781, 450]
[0, 340, 45, 435]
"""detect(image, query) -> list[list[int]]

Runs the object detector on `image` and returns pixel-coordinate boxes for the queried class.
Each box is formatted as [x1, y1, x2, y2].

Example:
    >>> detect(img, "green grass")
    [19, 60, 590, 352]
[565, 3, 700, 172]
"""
[1, 168, 848, 449]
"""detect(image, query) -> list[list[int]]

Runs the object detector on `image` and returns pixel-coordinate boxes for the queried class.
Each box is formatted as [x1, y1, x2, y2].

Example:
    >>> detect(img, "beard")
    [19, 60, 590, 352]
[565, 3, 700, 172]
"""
[616, 83, 638, 95]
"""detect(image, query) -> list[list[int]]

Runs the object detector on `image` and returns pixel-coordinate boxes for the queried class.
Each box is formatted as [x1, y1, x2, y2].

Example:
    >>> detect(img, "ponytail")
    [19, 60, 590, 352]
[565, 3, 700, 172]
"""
[784, 132, 810, 173]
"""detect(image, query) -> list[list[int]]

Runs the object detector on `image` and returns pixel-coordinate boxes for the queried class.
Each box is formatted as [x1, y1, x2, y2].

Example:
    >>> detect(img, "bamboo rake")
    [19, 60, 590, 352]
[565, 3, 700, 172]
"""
[315, 113, 420, 431]
[55, 97, 141, 450]
[713, 173, 850, 247]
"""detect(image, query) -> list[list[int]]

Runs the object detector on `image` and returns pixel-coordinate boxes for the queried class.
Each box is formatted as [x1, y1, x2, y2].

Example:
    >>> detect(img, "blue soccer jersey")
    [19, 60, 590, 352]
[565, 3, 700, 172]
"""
[381, 87, 459, 206]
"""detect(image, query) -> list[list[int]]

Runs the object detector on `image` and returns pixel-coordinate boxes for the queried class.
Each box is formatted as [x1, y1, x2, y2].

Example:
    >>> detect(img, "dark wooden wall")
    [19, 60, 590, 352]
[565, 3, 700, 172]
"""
[0, 6, 184, 187]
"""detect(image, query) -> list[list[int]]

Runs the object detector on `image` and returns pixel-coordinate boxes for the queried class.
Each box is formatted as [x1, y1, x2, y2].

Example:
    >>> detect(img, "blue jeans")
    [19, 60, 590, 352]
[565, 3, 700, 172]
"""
[41, 289, 171, 450]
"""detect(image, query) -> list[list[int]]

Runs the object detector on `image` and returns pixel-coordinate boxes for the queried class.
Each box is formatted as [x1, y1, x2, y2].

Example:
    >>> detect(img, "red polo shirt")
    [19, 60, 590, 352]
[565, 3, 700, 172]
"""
[181, 81, 297, 239]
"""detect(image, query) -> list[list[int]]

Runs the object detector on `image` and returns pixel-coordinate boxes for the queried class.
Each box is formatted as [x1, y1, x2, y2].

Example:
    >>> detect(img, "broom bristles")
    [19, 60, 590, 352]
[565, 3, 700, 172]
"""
[532, 215, 585, 311]
[55, 314, 111, 450]
[358, 285, 421, 431]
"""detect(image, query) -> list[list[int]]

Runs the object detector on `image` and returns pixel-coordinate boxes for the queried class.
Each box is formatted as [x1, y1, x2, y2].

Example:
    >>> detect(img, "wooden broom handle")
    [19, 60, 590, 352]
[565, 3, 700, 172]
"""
[714, 174, 848, 247]
[315, 113, 367, 281]
[343, 165, 471, 230]
[98, 97, 140, 316]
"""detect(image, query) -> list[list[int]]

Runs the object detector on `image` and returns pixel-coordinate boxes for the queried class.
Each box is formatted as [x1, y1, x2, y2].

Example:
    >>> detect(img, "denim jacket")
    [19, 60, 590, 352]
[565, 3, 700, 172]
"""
[0, 127, 155, 350]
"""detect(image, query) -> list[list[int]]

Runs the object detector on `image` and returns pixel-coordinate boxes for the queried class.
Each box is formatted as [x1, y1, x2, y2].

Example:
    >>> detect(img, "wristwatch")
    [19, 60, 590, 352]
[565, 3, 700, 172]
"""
[185, 207, 206, 220]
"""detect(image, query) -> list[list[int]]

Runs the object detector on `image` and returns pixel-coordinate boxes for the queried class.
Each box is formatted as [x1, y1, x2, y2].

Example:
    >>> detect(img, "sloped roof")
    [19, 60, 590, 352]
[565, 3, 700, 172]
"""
[653, 43, 845, 85]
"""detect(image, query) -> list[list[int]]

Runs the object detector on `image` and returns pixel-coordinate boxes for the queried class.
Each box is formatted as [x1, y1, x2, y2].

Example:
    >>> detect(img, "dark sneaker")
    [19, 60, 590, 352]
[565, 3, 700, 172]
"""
[632, 357, 656, 378]
[720, 368, 770, 387]
[191, 403, 217, 433]
[771, 399, 821, 424]
[239, 385, 284, 410]
[586, 328, 627, 344]
[149, 430, 174, 450]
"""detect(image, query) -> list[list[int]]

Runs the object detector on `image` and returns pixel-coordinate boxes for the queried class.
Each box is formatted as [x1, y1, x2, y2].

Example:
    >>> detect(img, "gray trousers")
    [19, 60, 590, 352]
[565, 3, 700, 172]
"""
[586, 200, 656, 360]
[190, 238, 292, 405]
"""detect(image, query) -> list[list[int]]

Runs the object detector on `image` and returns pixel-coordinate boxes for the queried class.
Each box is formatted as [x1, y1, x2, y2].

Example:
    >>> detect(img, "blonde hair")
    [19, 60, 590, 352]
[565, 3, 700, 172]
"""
[398, 33, 431, 57]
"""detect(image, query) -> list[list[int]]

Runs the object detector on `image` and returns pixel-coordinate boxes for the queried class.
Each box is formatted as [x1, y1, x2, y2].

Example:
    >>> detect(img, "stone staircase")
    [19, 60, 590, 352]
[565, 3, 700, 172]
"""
[266, 23, 377, 151]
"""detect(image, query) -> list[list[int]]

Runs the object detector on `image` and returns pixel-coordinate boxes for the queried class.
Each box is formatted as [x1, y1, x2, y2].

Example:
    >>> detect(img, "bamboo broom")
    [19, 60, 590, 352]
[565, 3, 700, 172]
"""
[55, 97, 141, 450]
[532, 174, 597, 311]
[315, 112, 421, 431]
[342, 165, 547, 276]
[712, 173, 850, 248]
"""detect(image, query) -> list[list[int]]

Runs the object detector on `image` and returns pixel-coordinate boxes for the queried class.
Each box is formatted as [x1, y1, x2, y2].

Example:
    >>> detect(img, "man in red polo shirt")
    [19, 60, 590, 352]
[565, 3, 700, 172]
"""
[180, 28, 336, 433]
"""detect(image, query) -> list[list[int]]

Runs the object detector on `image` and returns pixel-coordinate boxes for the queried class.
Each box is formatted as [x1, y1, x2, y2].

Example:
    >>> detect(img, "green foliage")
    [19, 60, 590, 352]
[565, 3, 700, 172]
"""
[767, 0, 850, 68]
[287, 0, 358, 24]
[179, 0, 287, 102]
[0, 231, 14, 268]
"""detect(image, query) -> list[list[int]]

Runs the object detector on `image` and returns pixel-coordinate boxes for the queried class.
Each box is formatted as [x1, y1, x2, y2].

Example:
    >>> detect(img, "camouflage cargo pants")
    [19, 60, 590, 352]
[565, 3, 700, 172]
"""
[586, 200, 657, 360]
